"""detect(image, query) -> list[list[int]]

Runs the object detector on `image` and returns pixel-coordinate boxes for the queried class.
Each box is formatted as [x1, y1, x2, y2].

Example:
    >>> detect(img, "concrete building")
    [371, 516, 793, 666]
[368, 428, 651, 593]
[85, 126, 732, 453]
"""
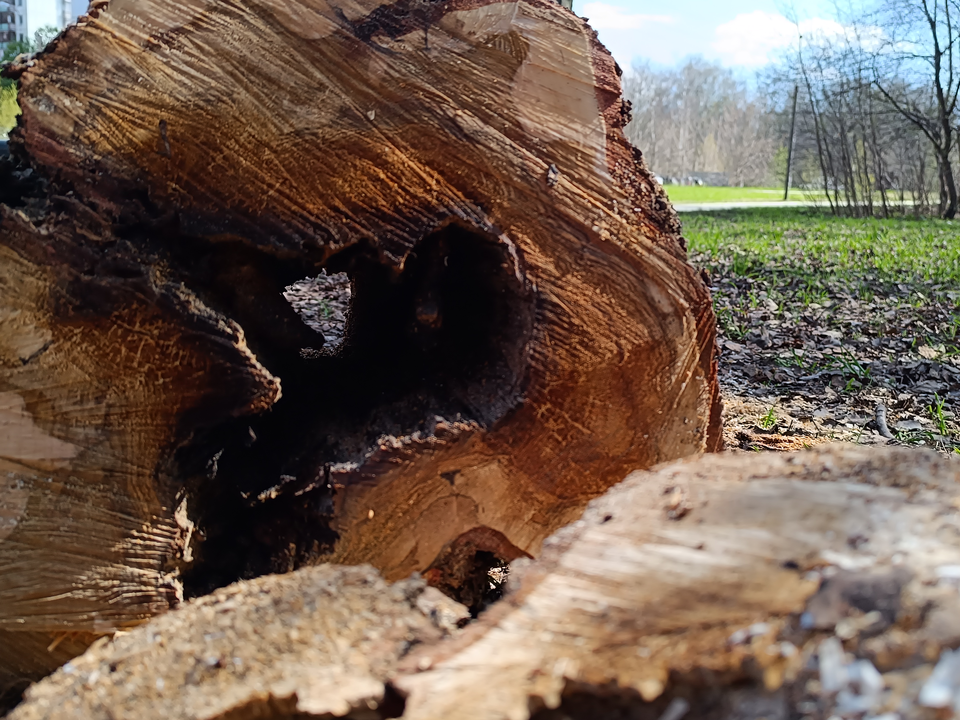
[25, 0, 76, 42]
[0, 0, 82, 54]
[0, 0, 27, 49]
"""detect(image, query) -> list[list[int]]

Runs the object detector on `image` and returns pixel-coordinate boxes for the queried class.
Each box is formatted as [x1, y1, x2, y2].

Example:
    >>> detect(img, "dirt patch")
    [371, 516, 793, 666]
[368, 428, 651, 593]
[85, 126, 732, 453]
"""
[696, 256, 960, 454]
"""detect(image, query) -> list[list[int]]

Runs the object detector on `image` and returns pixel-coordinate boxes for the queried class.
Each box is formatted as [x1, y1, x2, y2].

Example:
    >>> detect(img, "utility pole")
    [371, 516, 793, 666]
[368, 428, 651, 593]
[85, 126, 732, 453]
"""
[784, 84, 799, 201]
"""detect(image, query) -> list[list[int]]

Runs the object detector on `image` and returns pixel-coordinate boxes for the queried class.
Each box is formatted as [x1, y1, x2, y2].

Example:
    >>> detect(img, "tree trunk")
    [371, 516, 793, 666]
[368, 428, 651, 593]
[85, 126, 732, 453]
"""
[8, 445, 960, 720]
[1, 0, 720, 686]
[398, 444, 960, 719]
[940, 149, 959, 219]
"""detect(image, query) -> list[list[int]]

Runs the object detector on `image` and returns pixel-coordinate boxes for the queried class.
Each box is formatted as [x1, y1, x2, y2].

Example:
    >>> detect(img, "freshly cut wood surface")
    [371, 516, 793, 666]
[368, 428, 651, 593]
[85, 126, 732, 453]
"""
[396, 445, 960, 719]
[0, 201, 280, 690]
[7, 0, 720, 597]
[7, 565, 468, 720]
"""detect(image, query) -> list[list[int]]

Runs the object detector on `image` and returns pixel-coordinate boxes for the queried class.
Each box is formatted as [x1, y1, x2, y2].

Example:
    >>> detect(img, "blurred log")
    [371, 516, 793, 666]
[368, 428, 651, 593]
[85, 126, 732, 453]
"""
[397, 445, 960, 720]
[7, 565, 468, 720]
[8, 446, 960, 720]
[2, 0, 720, 688]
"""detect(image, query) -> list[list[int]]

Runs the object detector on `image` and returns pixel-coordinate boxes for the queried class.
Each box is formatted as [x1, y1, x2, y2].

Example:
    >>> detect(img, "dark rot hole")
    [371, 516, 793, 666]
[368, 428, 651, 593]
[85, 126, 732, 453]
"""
[178, 220, 534, 597]
[423, 526, 530, 615]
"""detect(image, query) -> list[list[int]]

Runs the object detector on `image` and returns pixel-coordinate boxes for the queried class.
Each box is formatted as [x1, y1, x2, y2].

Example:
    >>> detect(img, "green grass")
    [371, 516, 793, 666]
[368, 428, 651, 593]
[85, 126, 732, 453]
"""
[665, 185, 910, 205]
[664, 186, 786, 204]
[0, 82, 19, 138]
[683, 207, 960, 286]
[758, 404, 778, 430]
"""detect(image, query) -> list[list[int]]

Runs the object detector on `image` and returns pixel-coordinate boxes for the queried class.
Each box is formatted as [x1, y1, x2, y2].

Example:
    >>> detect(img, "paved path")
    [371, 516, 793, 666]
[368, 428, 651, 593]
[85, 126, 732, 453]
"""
[672, 199, 824, 213]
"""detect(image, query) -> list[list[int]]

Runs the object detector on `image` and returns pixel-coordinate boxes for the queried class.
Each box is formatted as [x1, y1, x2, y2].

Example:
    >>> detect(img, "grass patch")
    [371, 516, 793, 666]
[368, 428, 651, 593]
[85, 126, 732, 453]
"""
[0, 82, 19, 138]
[686, 207, 960, 454]
[683, 207, 960, 287]
[664, 186, 787, 204]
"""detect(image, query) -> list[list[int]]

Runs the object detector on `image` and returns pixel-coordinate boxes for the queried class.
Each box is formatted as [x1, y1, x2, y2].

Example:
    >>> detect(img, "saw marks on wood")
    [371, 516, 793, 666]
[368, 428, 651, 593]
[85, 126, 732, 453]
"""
[7, 445, 960, 720]
[0, 205, 281, 686]
[7, 0, 720, 589]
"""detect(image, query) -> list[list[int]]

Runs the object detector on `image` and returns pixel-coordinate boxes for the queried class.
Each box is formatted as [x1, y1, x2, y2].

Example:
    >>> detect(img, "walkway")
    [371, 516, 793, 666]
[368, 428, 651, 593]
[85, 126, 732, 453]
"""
[672, 199, 824, 213]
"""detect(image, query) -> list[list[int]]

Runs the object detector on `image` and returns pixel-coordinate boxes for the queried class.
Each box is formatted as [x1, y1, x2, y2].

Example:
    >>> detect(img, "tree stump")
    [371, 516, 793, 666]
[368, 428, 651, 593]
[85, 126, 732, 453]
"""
[1, 0, 720, 688]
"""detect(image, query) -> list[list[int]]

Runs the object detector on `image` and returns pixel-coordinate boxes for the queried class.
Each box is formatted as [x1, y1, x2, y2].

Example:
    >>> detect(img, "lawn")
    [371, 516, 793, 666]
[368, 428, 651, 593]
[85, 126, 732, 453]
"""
[0, 83, 19, 138]
[682, 207, 960, 453]
[684, 207, 960, 286]
[664, 185, 788, 204]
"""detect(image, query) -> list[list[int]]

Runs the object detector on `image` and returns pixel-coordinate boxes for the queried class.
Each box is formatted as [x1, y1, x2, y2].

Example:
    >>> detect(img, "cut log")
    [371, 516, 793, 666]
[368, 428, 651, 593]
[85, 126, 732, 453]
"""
[6, 565, 468, 720]
[7, 446, 960, 720]
[397, 445, 960, 720]
[1, 0, 719, 685]
[0, 184, 280, 699]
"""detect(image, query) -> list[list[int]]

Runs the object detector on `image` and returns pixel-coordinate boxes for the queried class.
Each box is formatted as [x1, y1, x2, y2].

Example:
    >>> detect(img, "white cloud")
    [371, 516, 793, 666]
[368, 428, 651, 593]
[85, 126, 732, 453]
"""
[710, 11, 850, 67]
[581, 3, 672, 32]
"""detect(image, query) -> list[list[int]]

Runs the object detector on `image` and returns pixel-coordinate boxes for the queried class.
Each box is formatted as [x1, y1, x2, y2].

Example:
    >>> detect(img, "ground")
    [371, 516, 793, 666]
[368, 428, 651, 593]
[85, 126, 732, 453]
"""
[683, 208, 960, 455]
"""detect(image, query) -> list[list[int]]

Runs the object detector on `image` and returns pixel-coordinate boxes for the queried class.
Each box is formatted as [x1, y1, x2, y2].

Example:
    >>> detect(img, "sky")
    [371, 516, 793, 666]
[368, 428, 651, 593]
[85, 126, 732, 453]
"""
[582, 0, 840, 73]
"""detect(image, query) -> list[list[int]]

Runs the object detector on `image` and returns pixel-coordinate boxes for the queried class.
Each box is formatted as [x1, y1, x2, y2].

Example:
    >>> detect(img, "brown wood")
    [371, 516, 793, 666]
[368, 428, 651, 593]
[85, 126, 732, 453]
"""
[6, 564, 468, 720]
[397, 445, 960, 719]
[0, 196, 280, 696]
[1, 0, 720, 684]
[7, 445, 960, 720]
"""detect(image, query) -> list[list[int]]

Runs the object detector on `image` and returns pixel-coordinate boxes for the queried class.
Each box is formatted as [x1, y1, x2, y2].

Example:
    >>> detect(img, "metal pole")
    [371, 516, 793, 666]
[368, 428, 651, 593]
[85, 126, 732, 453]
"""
[784, 84, 799, 201]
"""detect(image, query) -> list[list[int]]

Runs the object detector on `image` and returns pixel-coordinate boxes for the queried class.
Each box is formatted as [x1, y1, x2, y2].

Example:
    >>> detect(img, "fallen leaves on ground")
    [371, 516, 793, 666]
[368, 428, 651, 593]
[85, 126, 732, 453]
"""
[693, 253, 960, 454]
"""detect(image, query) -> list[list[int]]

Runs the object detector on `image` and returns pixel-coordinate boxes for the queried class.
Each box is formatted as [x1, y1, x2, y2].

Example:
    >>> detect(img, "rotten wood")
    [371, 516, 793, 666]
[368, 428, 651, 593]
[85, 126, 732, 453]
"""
[0, 195, 279, 695]
[2, 0, 719, 685]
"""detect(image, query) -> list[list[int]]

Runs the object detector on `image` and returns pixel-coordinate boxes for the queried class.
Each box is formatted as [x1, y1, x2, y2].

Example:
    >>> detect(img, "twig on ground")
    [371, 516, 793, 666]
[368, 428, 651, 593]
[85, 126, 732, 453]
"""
[875, 403, 894, 439]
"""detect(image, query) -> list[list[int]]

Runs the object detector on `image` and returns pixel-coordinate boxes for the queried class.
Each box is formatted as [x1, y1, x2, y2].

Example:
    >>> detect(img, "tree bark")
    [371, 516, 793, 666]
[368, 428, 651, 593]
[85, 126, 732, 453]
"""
[7, 445, 960, 720]
[1, 0, 720, 685]
[940, 148, 959, 218]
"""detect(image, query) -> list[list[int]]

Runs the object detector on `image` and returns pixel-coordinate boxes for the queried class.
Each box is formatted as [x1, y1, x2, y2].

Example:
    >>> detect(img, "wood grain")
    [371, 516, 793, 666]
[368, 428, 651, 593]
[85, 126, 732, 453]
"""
[4, 0, 719, 677]
[397, 446, 960, 719]
[0, 204, 279, 687]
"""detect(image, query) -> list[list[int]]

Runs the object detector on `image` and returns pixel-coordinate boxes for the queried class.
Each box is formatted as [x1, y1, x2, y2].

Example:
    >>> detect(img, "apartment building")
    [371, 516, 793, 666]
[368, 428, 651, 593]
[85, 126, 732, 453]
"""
[0, 0, 26, 48]
[0, 0, 82, 54]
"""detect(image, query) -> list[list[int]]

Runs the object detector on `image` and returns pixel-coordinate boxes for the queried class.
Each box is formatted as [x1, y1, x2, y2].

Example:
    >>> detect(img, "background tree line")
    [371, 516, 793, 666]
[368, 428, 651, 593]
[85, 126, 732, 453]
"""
[623, 0, 960, 219]
[623, 58, 780, 188]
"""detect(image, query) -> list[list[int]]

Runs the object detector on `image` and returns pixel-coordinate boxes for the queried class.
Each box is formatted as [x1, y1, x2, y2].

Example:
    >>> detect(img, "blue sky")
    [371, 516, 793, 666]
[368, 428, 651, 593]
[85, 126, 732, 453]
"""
[582, 0, 839, 72]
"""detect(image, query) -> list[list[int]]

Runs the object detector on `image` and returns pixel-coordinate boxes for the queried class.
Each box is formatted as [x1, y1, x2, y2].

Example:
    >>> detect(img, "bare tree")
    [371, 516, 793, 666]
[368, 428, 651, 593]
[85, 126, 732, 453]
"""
[623, 58, 778, 186]
[763, 6, 939, 217]
[872, 0, 960, 218]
